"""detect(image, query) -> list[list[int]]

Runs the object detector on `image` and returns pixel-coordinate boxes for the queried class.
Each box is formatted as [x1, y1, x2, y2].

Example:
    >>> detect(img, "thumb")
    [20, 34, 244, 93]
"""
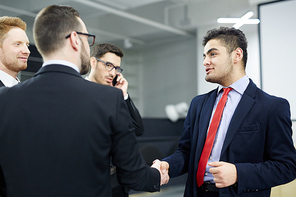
[160, 161, 169, 173]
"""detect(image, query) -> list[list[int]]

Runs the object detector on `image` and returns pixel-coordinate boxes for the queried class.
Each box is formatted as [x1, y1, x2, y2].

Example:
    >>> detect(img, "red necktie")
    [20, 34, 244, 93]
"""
[196, 87, 232, 187]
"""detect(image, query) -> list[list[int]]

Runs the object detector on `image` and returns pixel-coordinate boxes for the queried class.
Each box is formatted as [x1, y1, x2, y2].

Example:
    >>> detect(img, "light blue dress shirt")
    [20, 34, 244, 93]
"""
[204, 75, 250, 182]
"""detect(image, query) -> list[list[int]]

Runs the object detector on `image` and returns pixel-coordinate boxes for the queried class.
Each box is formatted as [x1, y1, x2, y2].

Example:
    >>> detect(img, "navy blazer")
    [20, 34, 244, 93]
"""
[163, 79, 296, 197]
[0, 65, 160, 197]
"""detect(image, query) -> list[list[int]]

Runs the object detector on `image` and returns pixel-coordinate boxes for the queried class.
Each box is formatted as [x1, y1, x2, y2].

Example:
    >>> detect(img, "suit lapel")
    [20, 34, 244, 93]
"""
[199, 89, 218, 141]
[220, 80, 257, 157]
[195, 88, 219, 162]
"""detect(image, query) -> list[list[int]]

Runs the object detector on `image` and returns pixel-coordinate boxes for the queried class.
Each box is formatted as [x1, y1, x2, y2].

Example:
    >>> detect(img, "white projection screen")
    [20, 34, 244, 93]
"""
[259, 0, 296, 120]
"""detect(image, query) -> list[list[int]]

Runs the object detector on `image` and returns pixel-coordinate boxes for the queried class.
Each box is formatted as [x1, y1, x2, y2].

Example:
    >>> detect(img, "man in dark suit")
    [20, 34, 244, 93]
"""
[159, 27, 296, 196]
[87, 43, 144, 197]
[0, 5, 168, 197]
[87, 43, 144, 136]
[0, 16, 30, 87]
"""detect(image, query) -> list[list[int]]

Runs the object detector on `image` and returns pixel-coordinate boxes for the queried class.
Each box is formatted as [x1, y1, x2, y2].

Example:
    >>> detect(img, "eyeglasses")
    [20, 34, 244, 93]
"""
[65, 31, 96, 46]
[95, 58, 123, 74]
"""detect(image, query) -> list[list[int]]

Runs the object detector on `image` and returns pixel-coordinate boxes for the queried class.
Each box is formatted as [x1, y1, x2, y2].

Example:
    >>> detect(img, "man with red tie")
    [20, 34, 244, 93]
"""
[159, 27, 296, 197]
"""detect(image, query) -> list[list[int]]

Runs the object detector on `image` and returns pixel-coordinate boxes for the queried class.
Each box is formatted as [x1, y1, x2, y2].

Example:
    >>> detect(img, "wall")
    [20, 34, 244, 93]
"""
[139, 36, 197, 118]
[259, 0, 296, 120]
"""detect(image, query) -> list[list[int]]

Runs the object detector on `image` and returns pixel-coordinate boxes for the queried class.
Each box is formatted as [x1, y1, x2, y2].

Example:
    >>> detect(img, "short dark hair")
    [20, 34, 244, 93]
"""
[33, 5, 81, 56]
[203, 26, 248, 68]
[91, 43, 124, 59]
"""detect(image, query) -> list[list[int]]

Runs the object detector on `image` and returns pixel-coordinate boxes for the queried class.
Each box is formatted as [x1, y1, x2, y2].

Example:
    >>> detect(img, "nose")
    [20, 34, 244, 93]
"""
[110, 68, 116, 77]
[22, 45, 30, 55]
[203, 56, 210, 66]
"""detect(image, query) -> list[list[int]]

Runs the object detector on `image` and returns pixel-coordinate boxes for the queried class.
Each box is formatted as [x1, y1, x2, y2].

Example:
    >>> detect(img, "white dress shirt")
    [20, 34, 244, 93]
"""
[42, 60, 80, 73]
[0, 70, 20, 87]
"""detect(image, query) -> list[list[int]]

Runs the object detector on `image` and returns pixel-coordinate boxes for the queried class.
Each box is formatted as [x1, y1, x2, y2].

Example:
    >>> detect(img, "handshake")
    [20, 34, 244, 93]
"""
[151, 159, 170, 185]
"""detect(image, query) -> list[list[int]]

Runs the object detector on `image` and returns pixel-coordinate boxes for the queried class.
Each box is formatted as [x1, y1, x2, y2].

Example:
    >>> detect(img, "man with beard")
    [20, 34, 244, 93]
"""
[0, 5, 168, 197]
[0, 16, 30, 87]
[87, 43, 144, 197]
[159, 27, 296, 197]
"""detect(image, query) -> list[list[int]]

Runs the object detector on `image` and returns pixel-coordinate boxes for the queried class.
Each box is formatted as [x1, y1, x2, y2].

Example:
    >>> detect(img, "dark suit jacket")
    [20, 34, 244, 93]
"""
[0, 65, 160, 197]
[125, 96, 144, 136]
[110, 96, 145, 194]
[163, 79, 296, 197]
[0, 80, 6, 197]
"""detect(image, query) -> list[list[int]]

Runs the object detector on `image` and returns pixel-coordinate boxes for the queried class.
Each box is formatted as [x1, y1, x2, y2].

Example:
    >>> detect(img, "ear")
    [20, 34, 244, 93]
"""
[68, 31, 80, 52]
[233, 47, 243, 64]
[90, 57, 97, 69]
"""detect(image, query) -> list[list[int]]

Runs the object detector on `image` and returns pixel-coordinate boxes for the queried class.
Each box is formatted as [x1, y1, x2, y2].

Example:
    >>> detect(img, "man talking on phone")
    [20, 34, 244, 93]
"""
[86, 43, 144, 197]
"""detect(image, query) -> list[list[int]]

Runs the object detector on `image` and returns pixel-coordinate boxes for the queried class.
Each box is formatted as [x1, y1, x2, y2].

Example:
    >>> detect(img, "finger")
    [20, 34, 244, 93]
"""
[152, 159, 160, 164]
[208, 161, 224, 167]
[215, 182, 224, 188]
[160, 161, 169, 172]
[160, 174, 170, 185]
[209, 167, 217, 174]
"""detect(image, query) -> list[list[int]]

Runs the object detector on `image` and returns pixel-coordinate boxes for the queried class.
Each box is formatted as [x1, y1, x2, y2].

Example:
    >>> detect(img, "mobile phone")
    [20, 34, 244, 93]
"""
[112, 75, 118, 86]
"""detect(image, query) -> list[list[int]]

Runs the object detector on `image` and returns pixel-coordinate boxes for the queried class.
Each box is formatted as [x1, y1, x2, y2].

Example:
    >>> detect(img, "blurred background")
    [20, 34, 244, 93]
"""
[0, 0, 268, 118]
[1, 0, 295, 196]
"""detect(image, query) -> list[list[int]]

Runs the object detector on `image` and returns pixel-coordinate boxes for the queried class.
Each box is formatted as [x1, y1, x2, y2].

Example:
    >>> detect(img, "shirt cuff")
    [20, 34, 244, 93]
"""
[124, 94, 129, 100]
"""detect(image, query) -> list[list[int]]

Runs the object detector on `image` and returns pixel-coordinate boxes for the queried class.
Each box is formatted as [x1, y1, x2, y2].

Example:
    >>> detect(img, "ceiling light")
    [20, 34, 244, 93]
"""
[217, 11, 260, 29]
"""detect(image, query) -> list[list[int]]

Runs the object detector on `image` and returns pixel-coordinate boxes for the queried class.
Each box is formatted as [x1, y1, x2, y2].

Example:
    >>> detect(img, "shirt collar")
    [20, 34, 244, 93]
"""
[217, 75, 250, 95]
[42, 60, 80, 73]
[0, 70, 19, 87]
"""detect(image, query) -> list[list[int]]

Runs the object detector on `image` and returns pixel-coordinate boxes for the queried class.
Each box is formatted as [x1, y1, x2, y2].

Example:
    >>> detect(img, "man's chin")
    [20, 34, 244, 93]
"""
[9, 64, 27, 72]
[205, 75, 216, 83]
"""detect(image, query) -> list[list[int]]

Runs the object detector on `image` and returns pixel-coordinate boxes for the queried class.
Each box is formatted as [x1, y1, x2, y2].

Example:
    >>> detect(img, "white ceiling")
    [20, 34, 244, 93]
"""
[0, 0, 272, 49]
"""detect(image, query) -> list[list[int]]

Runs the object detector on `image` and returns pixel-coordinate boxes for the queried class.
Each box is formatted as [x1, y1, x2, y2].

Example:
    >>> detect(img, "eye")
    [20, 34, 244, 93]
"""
[210, 52, 216, 57]
[106, 62, 114, 68]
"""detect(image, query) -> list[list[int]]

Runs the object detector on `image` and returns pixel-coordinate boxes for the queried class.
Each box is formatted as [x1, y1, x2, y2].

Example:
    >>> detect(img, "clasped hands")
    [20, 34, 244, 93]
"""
[151, 159, 170, 186]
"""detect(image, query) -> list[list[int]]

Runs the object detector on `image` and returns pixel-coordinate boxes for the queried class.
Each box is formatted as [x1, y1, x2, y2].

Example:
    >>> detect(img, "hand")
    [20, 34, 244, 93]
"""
[113, 74, 128, 98]
[151, 159, 170, 185]
[208, 161, 237, 188]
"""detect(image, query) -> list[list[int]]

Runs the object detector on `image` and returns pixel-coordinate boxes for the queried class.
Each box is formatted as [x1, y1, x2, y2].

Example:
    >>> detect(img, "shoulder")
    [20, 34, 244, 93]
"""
[191, 89, 216, 105]
[245, 80, 289, 105]
[255, 87, 289, 105]
[186, 89, 216, 118]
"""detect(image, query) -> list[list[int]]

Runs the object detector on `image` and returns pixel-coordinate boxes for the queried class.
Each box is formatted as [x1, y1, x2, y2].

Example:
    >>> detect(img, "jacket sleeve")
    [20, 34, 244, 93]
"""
[111, 91, 160, 192]
[125, 95, 144, 136]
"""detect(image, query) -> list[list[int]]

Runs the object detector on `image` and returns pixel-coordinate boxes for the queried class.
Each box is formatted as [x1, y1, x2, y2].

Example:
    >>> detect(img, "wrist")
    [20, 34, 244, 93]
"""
[124, 93, 129, 100]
